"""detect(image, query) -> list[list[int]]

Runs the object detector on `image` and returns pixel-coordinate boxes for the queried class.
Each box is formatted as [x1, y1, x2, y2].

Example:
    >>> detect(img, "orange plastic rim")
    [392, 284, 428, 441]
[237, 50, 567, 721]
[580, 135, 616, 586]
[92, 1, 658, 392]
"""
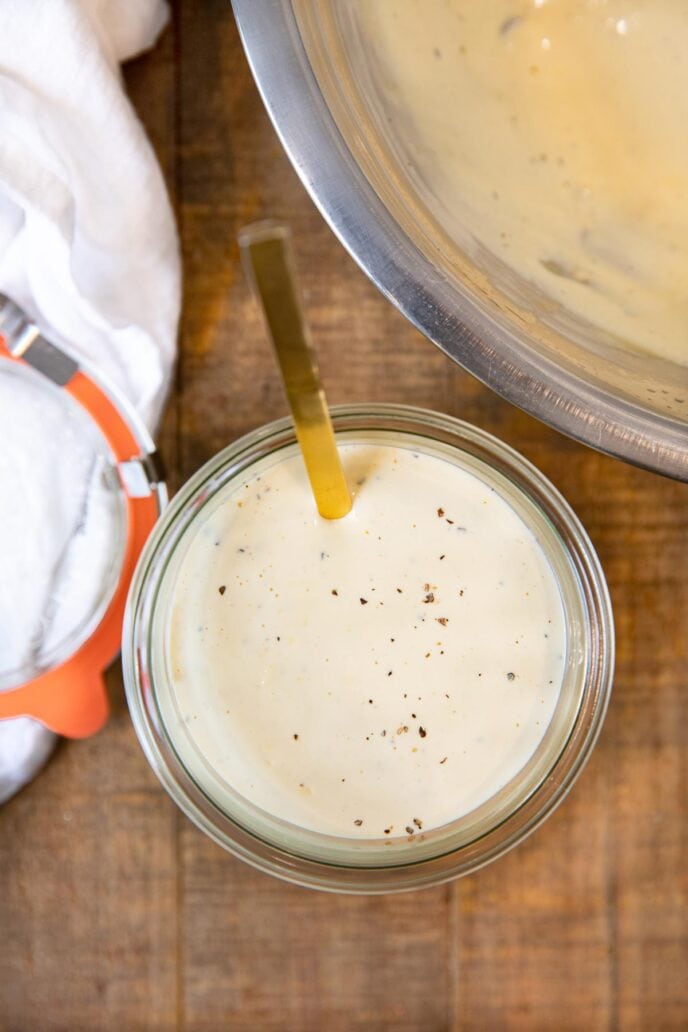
[0, 337, 160, 737]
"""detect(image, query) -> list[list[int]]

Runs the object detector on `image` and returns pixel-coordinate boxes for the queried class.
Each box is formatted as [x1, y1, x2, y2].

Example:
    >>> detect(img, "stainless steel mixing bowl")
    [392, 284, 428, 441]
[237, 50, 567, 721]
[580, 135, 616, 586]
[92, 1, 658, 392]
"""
[232, 1, 688, 479]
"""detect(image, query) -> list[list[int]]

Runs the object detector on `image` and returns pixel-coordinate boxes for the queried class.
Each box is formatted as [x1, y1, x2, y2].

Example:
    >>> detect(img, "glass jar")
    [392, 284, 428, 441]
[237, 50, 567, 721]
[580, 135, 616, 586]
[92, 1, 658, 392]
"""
[123, 404, 613, 893]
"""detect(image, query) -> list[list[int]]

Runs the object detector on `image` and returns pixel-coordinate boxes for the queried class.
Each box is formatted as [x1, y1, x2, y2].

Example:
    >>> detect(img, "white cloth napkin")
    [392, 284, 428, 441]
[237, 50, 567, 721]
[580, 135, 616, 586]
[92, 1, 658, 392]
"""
[0, 0, 180, 803]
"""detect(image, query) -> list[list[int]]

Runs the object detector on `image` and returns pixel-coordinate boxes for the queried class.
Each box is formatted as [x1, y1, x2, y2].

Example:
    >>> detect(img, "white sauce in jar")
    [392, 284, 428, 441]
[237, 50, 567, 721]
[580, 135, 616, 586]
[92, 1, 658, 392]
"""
[161, 441, 566, 840]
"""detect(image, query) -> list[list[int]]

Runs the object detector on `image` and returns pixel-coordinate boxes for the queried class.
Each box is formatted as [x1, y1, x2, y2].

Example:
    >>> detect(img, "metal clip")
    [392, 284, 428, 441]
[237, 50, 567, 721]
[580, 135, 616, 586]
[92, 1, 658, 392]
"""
[118, 451, 166, 499]
[0, 294, 78, 386]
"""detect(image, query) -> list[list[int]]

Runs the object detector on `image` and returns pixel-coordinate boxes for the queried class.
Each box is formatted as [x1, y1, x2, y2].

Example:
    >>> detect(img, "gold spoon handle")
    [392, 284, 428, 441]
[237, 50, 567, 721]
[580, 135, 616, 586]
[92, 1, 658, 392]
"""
[239, 220, 352, 520]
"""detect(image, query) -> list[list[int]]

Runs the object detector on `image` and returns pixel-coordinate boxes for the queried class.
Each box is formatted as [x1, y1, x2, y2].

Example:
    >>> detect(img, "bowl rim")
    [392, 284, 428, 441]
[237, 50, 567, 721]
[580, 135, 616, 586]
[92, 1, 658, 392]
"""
[231, 0, 688, 482]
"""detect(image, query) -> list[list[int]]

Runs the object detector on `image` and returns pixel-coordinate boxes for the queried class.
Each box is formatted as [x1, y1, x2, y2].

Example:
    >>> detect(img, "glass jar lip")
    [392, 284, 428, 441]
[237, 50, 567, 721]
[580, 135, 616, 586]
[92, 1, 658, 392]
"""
[124, 403, 614, 893]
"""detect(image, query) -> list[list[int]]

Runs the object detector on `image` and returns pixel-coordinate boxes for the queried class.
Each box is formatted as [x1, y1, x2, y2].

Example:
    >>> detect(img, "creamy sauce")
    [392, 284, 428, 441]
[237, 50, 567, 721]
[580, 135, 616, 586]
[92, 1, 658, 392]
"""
[354, 0, 688, 364]
[161, 441, 566, 840]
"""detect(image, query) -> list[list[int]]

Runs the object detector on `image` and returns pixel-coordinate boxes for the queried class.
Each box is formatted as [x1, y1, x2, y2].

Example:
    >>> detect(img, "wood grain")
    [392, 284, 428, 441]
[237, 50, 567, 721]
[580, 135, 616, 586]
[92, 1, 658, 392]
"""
[0, 2, 686, 1029]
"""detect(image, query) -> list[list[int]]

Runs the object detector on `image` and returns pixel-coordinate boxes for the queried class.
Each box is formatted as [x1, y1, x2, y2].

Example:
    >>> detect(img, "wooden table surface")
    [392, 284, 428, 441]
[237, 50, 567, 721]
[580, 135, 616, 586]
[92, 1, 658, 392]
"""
[2, 4, 687, 1029]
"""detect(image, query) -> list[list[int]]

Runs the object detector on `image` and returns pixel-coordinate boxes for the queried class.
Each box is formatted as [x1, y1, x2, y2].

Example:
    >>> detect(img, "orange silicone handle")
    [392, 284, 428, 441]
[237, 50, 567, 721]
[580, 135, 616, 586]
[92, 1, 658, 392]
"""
[0, 340, 159, 737]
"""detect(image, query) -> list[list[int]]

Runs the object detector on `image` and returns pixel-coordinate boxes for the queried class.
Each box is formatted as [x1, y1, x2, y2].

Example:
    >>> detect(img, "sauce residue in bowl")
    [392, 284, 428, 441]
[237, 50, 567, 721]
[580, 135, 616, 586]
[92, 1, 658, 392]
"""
[357, 0, 688, 364]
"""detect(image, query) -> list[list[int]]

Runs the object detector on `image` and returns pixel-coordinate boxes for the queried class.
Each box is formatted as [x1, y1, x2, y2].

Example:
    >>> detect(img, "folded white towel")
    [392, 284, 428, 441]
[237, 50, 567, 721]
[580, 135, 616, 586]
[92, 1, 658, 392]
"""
[0, 0, 180, 802]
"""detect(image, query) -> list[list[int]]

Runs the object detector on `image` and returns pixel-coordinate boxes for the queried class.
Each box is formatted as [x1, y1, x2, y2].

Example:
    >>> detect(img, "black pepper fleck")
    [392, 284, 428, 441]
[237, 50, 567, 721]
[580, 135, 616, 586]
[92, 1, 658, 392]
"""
[406, 825, 415, 834]
[331, 589, 338, 596]
[293, 734, 299, 740]
[419, 726, 427, 738]
[218, 585, 226, 595]
[424, 593, 435, 604]
[507, 672, 516, 681]
[437, 508, 445, 517]
[413, 818, 423, 829]
[354, 819, 363, 826]
[360, 598, 368, 605]
[440, 757, 448, 764]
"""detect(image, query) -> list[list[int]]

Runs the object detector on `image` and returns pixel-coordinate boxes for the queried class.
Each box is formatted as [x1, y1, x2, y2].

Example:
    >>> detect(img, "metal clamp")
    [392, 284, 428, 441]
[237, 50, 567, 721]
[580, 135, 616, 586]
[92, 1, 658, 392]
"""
[0, 293, 166, 737]
[0, 293, 164, 502]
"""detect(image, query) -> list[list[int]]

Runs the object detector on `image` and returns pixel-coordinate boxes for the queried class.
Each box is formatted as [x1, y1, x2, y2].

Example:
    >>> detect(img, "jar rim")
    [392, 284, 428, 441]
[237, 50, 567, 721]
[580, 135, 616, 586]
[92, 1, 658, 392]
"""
[123, 404, 614, 892]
